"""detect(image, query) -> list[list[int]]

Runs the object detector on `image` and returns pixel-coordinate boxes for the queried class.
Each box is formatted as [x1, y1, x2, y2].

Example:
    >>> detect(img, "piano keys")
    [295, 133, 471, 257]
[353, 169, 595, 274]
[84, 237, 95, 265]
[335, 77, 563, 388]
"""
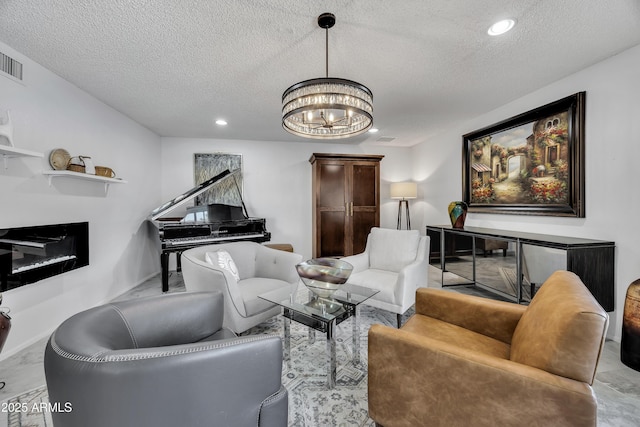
[148, 169, 271, 291]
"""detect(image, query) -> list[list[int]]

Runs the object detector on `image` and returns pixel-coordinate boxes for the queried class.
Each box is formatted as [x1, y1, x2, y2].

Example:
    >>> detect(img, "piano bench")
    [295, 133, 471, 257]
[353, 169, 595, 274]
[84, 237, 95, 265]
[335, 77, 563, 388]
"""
[264, 243, 294, 253]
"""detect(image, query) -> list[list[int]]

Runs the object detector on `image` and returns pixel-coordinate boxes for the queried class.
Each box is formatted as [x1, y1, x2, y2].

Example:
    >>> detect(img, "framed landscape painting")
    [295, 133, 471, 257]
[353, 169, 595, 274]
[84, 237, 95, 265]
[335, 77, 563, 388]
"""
[462, 92, 585, 217]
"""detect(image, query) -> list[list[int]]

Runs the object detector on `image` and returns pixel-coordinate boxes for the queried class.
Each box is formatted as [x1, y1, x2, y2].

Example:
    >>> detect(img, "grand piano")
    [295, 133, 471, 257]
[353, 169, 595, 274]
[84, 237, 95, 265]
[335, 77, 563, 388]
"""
[148, 169, 271, 291]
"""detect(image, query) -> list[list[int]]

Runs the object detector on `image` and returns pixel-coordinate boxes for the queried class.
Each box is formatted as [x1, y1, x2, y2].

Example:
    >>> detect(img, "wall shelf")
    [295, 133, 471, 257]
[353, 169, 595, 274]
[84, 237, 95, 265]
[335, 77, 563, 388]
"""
[0, 146, 44, 169]
[42, 170, 127, 194]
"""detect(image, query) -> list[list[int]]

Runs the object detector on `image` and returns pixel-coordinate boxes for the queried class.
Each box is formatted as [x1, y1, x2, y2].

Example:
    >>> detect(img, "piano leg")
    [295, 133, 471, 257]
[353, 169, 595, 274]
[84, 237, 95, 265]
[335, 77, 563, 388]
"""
[161, 252, 170, 292]
[176, 252, 182, 273]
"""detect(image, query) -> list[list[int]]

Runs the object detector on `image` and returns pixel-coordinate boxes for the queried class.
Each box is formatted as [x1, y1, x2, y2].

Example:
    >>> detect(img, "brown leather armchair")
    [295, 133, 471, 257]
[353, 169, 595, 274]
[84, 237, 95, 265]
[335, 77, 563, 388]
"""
[368, 270, 608, 427]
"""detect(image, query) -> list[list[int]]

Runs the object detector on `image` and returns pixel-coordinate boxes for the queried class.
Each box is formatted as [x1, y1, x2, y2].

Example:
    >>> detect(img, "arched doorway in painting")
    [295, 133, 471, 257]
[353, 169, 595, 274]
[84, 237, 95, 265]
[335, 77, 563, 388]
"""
[507, 155, 525, 180]
[547, 144, 559, 164]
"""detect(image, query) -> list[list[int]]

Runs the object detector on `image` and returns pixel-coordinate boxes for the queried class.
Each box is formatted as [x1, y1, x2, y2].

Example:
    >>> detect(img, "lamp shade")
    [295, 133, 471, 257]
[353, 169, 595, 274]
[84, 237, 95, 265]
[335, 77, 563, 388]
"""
[390, 182, 417, 199]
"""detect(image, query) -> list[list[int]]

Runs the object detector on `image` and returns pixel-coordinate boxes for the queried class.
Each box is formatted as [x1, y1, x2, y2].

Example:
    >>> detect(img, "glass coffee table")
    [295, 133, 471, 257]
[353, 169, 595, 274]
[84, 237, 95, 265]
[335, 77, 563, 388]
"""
[259, 283, 379, 389]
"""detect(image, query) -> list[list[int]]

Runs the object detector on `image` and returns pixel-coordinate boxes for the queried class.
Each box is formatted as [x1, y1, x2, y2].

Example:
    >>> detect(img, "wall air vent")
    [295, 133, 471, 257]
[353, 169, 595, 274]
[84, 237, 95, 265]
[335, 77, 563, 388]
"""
[0, 51, 23, 81]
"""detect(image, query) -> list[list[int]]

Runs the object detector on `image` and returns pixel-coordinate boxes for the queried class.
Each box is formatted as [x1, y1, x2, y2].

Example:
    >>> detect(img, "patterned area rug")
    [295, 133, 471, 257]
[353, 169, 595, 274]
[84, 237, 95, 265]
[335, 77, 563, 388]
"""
[2, 305, 402, 427]
[3, 385, 52, 427]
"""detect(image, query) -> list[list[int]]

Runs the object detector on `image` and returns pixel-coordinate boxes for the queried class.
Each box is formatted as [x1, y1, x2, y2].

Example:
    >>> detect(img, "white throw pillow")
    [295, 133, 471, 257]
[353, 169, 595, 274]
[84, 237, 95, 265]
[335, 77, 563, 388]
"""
[205, 250, 240, 281]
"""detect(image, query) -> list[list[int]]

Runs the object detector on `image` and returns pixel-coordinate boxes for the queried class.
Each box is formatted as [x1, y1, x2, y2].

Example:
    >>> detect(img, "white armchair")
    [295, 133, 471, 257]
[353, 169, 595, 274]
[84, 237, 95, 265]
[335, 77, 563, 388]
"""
[181, 242, 303, 334]
[341, 227, 429, 327]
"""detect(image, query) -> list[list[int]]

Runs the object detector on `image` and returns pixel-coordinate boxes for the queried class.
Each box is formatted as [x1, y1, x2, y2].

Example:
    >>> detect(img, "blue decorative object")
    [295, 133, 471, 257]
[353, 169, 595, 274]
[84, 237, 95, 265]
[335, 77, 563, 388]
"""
[448, 201, 468, 229]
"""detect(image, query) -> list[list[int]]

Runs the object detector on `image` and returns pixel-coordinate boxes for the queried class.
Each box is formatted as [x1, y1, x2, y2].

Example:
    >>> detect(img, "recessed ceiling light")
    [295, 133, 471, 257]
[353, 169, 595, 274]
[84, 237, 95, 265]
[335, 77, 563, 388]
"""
[215, 119, 228, 126]
[369, 128, 379, 133]
[488, 19, 515, 36]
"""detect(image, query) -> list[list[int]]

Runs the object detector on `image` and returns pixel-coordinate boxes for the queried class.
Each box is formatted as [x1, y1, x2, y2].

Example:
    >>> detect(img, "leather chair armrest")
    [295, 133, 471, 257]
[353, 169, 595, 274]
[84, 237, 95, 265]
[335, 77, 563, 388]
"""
[256, 385, 289, 427]
[182, 254, 248, 317]
[182, 254, 238, 285]
[368, 324, 597, 427]
[49, 292, 226, 358]
[115, 291, 226, 343]
[414, 288, 526, 344]
[46, 335, 285, 427]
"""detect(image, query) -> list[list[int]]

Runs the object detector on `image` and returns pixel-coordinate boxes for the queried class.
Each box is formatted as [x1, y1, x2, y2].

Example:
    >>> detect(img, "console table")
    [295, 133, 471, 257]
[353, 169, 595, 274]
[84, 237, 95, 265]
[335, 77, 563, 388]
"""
[426, 225, 615, 311]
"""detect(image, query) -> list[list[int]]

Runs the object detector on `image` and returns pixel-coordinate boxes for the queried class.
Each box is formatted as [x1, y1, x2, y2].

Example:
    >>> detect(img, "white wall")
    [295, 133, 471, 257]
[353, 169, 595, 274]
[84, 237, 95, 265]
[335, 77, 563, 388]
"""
[160, 138, 414, 261]
[412, 44, 640, 340]
[4, 38, 636, 360]
[0, 42, 162, 358]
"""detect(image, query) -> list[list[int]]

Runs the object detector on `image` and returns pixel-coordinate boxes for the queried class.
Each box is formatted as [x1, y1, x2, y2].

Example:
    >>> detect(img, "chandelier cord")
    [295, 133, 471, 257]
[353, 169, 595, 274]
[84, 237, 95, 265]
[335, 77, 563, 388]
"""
[325, 26, 329, 78]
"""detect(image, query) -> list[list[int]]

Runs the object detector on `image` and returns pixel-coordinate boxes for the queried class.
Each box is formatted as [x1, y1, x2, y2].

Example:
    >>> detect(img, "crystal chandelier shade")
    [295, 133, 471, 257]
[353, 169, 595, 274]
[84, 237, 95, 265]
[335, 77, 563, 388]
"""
[282, 13, 373, 139]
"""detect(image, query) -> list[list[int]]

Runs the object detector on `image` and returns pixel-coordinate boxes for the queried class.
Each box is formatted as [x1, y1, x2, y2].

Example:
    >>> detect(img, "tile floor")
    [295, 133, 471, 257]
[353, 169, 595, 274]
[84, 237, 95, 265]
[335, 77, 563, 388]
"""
[1, 265, 640, 426]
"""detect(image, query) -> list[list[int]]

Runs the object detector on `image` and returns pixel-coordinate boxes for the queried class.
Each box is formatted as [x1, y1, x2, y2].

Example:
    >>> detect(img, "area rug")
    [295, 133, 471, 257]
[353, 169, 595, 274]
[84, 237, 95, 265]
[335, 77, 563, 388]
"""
[3, 385, 52, 427]
[2, 305, 401, 427]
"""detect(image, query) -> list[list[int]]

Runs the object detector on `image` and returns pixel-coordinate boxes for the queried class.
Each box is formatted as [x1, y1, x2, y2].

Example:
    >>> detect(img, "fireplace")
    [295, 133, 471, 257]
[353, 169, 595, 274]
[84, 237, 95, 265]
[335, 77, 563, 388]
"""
[0, 222, 89, 292]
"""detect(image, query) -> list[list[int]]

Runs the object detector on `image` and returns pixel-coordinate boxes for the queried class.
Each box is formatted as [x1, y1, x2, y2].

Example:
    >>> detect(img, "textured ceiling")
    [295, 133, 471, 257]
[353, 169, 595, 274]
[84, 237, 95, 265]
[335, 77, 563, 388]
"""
[1, 0, 639, 146]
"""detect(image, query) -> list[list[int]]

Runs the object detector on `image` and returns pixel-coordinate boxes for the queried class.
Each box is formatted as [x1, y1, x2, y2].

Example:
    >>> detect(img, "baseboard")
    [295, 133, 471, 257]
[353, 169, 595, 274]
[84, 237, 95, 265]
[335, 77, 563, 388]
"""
[98, 270, 161, 305]
[0, 270, 162, 362]
[0, 329, 52, 362]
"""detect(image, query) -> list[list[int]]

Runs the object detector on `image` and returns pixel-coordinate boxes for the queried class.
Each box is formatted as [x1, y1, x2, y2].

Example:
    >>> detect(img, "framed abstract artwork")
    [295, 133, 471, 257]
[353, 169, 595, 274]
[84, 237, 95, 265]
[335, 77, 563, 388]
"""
[194, 153, 243, 206]
[462, 92, 585, 217]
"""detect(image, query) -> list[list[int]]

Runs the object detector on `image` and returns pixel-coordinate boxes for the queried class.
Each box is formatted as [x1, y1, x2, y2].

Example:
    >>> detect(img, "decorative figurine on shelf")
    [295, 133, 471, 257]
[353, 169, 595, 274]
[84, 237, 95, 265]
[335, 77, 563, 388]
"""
[0, 110, 15, 147]
[448, 201, 468, 229]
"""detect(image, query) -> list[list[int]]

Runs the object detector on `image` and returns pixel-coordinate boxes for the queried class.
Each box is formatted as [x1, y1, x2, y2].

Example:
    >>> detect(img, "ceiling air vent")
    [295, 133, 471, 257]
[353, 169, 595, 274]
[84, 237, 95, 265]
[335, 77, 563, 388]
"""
[1, 51, 23, 81]
[376, 136, 396, 143]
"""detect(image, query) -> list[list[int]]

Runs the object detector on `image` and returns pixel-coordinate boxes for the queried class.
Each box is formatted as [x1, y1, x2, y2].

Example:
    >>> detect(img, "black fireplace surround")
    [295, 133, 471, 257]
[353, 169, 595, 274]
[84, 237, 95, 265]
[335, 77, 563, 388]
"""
[0, 222, 89, 292]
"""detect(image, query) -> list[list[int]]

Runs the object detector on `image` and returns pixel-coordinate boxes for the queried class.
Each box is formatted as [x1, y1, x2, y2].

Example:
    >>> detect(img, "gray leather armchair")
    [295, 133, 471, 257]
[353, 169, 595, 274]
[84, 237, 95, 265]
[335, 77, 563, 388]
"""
[44, 291, 288, 427]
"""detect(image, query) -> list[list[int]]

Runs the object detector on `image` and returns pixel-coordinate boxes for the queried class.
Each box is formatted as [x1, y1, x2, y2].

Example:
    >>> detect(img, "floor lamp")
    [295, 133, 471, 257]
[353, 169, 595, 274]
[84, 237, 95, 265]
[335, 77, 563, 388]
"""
[390, 182, 417, 230]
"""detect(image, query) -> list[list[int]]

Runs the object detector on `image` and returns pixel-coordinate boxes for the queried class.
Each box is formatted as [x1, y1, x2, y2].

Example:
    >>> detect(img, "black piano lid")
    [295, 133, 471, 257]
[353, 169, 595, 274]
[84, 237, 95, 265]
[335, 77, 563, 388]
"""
[149, 169, 240, 221]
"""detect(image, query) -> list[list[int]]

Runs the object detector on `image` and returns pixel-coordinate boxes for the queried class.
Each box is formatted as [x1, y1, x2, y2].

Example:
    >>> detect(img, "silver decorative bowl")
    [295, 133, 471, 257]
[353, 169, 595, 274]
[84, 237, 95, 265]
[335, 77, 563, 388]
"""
[296, 258, 353, 299]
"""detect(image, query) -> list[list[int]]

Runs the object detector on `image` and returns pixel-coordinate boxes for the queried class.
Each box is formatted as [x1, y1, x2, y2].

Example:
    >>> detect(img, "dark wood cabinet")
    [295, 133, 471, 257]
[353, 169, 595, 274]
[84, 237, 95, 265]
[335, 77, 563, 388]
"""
[310, 153, 384, 257]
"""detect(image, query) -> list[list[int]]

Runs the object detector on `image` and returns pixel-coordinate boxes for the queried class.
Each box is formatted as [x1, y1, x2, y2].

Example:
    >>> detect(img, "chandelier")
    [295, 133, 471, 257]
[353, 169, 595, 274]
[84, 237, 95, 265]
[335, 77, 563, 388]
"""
[282, 13, 373, 139]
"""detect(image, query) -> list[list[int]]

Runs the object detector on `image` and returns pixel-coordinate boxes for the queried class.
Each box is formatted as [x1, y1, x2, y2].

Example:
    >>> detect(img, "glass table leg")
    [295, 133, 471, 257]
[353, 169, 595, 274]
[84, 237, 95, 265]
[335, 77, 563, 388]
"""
[326, 320, 336, 389]
[283, 316, 291, 365]
[353, 305, 360, 365]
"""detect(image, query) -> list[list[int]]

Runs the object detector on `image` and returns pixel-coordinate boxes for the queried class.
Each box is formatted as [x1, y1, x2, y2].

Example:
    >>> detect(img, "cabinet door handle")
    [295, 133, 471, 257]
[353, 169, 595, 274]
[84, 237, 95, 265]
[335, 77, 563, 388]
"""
[345, 202, 354, 216]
